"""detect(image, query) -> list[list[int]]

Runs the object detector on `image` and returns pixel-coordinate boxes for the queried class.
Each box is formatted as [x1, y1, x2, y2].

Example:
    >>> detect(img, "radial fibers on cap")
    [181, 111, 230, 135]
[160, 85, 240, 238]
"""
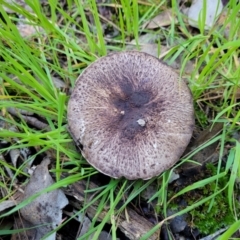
[67, 51, 194, 180]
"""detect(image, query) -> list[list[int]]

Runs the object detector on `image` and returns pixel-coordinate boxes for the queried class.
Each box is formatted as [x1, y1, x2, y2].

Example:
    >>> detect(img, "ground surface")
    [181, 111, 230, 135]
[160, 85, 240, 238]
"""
[0, 0, 240, 240]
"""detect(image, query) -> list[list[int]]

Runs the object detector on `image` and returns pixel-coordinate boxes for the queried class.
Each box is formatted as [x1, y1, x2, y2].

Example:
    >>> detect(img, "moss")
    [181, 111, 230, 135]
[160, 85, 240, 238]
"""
[189, 164, 240, 234]
[169, 164, 240, 235]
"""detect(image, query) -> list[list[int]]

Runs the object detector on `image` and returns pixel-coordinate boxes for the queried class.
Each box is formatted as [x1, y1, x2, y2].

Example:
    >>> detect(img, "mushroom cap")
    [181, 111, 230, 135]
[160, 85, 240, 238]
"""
[67, 51, 194, 180]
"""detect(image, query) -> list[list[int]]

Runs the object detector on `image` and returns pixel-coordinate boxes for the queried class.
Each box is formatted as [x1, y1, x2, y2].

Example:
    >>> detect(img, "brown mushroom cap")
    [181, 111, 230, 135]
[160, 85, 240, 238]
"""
[67, 51, 194, 180]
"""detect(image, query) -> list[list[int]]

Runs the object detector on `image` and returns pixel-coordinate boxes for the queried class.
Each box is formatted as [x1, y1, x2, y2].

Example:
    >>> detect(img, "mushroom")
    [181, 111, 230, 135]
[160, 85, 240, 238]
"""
[67, 51, 194, 180]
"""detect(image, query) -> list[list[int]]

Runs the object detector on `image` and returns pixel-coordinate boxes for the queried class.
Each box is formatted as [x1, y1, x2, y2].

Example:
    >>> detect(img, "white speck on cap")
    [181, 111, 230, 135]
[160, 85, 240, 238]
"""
[137, 119, 146, 127]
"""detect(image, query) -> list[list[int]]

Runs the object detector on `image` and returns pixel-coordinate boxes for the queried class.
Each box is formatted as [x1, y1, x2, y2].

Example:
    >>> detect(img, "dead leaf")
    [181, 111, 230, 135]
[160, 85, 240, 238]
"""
[3, 0, 47, 13]
[144, 9, 177, 29]
[7, 107, 50, 131]
[17, 23, 44, 38]
[99, 231, 114, 240]
[187, 0, 223, 30]
[127, 33, 195, 74]
[64, 211, 115, 239]
[0, 200, 16, 212]
[13, 158, 69, 240]
[127, 33, 169, 58]
[78, 214, 92, 238]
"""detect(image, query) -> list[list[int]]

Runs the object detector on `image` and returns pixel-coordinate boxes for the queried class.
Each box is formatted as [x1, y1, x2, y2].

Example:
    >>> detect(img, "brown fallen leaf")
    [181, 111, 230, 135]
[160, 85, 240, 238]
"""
[3, 0, 47, 13]
[0, 200, 16, 212]
[143, 9, 178, 29]
[127, 33, 195, 74]
[12, 157, 68, 240]
[17, 23, 44, 38]
[77, 214, 116, 239]
[7, 107, 50, 131]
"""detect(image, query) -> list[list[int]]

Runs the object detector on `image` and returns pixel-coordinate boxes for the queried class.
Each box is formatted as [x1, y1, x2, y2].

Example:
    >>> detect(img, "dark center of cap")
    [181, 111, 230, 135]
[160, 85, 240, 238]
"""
[112, 85, 152, 140]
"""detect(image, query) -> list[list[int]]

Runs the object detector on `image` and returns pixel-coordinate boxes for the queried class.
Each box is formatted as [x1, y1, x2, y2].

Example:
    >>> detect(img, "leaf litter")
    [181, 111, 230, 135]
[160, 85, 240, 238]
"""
[13, 157, 68, 240]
